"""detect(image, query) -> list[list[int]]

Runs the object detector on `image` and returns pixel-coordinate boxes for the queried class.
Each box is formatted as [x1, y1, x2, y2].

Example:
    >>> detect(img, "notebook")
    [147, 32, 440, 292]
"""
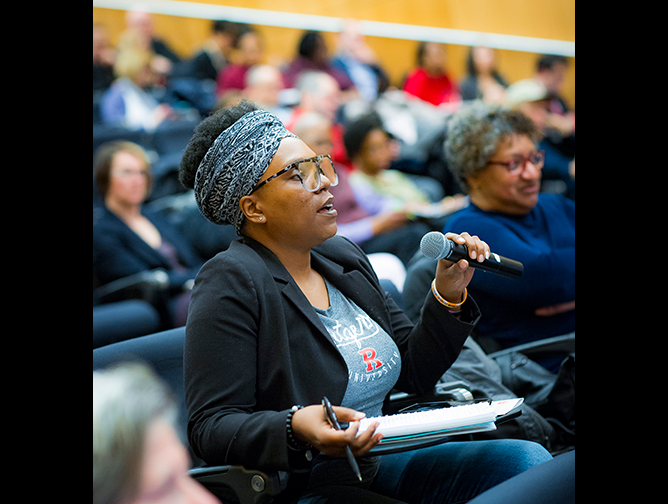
[357, 399, 524, 448]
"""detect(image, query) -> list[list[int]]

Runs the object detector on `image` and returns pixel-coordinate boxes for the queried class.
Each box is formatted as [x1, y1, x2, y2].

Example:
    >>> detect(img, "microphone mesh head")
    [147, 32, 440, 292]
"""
[420, 232, 448, 260]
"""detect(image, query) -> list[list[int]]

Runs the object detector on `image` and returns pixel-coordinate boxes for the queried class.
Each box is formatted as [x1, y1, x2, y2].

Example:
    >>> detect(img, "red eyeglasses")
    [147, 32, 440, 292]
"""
[486, 151, 546, 174]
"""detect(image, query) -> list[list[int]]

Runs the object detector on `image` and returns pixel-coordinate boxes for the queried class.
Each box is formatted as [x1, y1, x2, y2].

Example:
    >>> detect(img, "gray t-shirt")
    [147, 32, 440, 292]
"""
[314, 281, 402, 418]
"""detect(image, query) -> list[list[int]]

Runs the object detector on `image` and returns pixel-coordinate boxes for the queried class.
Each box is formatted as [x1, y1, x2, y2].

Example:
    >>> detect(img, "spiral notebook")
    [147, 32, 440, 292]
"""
[359, 399, 524, 455]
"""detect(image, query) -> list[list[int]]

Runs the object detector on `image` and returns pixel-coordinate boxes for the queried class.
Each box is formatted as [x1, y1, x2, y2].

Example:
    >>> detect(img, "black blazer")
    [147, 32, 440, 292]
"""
[93, 206, 202, 290]
[185, 236, 481, 474]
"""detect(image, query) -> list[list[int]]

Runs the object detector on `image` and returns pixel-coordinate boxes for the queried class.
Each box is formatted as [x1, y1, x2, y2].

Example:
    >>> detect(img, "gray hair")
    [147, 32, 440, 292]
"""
[445, 101, 539, 190]
[245, 64, 281, 88]
[93, 364, 177, 504]
[291, 111, 330, 137]
[296, 71, 337, 95]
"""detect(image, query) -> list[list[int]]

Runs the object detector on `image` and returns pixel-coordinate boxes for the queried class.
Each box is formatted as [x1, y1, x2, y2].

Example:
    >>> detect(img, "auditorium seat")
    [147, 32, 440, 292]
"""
[151, 120, 199, 156]
[93, 124, 153, 158]
[93, 300, 161, 349]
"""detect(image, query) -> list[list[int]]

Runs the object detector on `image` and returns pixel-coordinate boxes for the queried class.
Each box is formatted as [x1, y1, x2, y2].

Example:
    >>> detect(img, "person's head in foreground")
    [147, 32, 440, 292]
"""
[445, 102, 544, 216]
[93, 364, 218, 504]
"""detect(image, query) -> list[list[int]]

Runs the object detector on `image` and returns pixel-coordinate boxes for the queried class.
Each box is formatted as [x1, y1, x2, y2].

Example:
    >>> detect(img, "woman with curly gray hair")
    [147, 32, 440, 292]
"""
[443, 102, 575, 361]
[445, 101, 542, 214]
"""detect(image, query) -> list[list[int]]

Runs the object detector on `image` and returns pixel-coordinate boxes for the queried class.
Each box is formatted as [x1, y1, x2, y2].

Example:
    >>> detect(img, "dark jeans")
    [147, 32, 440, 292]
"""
[298, 439, 553, 504]
[468, 451, 575, 504]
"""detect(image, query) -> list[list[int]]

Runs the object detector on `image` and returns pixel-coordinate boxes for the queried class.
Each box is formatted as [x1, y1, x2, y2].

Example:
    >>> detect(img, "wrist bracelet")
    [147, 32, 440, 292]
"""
[432, 280, 468, 312]
[287, 406, 312, 454]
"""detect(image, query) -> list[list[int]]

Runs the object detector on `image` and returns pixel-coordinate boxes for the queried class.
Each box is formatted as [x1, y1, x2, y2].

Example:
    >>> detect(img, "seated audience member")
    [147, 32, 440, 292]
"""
[505, 79, 575, 200]
[93, 364, 218, 504]
[178, 101, 553, 503]
[93, 23, 116, 92]
[101, 47, 175, 131]
[188, 20, 239, 82]
[292, 111, 429, 267]
[534, 55, 576, 183]
[460, 46, 509, 104]
[444, 102, 575, 356]
[243, 65, 291, 123]
[331, 20, 390, 102]
[122, 9, 181, 65]
[216, 29, 264, 96]
[287, 71, 351, 169]
[93, 142, 202, 328]
[535, 55, 575, 147]
[404, 42, 461, 107]
[283, 30, 357, 95]
[345, 112, 468, 231]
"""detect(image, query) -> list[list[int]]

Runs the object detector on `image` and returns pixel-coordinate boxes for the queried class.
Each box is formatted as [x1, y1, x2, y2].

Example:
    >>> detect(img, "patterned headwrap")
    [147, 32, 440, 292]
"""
[194, 109, 297, 234]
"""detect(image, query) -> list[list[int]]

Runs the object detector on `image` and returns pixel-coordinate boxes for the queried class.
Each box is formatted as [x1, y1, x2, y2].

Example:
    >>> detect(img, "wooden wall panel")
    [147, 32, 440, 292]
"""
[158, 0, 575, 41]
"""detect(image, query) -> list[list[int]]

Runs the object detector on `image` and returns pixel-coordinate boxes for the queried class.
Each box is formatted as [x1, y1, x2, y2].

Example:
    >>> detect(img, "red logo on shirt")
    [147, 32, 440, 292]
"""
[359, 348, 384, 372]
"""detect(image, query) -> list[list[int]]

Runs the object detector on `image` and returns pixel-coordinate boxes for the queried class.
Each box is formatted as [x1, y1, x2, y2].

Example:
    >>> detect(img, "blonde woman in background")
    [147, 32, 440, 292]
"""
[100, 43, 175, 131]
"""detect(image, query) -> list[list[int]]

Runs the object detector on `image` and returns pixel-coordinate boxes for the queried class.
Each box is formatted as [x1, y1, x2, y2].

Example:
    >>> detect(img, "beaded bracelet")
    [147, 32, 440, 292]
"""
[287, 405, 313, 455]
[432, 280, 468, 313]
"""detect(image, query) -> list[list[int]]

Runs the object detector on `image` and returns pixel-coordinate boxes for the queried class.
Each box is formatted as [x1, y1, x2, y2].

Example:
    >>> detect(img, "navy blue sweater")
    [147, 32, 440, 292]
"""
[444, 194, 575, 348]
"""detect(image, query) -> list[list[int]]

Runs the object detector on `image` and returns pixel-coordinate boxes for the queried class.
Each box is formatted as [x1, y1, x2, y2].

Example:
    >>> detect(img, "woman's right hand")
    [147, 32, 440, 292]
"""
[434, 232, 491, 304]
[291, 405, 383, 458]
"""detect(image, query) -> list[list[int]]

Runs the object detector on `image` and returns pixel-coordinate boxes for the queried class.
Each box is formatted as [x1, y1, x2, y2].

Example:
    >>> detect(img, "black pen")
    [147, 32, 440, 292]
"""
[322, 397, 363, 482]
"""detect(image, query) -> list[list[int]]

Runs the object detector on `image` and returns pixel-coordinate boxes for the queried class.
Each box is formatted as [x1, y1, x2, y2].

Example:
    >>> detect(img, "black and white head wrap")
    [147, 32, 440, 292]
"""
[194, 109, 297, 234]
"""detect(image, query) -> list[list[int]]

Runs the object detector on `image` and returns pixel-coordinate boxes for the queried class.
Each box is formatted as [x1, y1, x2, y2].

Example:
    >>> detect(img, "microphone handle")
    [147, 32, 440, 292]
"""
[445, 241, 524, 279]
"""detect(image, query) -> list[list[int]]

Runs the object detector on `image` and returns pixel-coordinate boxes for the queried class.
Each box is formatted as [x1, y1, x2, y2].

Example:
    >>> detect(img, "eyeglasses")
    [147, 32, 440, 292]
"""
[486, 151, 546, 175]
[251, 155, 339, 194]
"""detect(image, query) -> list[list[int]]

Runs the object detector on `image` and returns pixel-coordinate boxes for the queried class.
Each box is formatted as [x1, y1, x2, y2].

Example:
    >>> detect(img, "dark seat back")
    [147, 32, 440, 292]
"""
[92, 327, 203, 466]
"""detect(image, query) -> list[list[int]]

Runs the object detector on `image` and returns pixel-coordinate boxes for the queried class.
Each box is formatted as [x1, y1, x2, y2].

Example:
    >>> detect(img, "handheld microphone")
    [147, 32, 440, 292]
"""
[420, 232, 524, 279]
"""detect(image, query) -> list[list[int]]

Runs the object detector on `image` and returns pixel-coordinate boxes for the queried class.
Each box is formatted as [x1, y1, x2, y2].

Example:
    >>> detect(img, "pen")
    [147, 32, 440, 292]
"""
[322, 396, 363, 482]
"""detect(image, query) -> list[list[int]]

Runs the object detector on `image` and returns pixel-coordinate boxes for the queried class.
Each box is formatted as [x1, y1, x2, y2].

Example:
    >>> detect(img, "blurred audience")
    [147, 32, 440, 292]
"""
[345, 112, 468, 233]
[404, 42, 461, 106]
[122, 9, 181, 67]
[188, 20, 240, 82]
[536, 55, 574, 126]
[284, 31, 357, 96]
[535, 55, 576, 168]
[287, 71, 352, 169]
[331, 20, 390, 102]
[505, 79, 550, 132]
[243, 64, 291, 122]
[444, 102, 575, 365]
[505, 77, 575, 199]
[93, 364, 218, 504]
[460, 46, 509, 104]
[101, 46, 176, 131]
[93, 142, 203, 328]
[93, 24, 117, 92]
[216, 29, 265, 96]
